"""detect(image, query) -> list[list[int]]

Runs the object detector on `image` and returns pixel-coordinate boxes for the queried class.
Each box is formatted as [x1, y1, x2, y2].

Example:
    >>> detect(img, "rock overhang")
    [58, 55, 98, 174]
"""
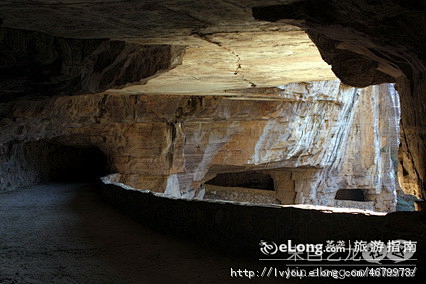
[0, 0, 424, 208]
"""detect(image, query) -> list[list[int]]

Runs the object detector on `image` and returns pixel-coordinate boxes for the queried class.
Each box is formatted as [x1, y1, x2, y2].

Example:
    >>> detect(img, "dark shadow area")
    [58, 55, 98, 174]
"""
[206, 171, 275, 191]
[0, 27, 186, 102]
[0, 140, 109, 191]
[41, 143, 109, 182]
[0, 183, 270, 283]
[335, 189, 366, 202]
[99, 182, 426, 282]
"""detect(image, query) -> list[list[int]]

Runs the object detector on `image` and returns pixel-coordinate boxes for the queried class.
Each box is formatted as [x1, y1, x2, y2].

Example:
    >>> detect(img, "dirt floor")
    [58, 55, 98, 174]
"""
[0, 183, 265, 283]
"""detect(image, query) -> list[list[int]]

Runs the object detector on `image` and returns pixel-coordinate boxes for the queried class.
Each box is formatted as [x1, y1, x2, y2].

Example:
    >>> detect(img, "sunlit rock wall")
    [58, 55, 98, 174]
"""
[0, 80, 400, 211]
[253, 0, 426, 201]
[326, 84, 400, 212]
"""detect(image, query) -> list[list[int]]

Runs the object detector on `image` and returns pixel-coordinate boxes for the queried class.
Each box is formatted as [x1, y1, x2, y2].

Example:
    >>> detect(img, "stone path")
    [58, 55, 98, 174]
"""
[0, 183, 260, 283]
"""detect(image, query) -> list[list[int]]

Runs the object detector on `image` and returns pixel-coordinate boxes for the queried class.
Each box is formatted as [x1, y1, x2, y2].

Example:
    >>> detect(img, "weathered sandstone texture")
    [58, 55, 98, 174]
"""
[0, 0, 422, 210]
[204, 184, 279, 205]
[333, 84, 401, 212]
[252, 0, 426, 201]
[0, 80, 400, 211]
[0, 27, 186, 101]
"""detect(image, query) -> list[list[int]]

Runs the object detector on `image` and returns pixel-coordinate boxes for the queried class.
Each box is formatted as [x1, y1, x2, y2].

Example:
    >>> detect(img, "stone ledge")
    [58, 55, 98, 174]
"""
[98, 180, 426, 272]
[334, 200, 375, 211]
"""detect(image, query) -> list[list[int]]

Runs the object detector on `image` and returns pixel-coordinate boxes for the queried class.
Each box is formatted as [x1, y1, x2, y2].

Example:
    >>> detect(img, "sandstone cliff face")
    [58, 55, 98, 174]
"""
[0, 80, 399, 211]
[0, 0, 419, 211]
[332, 84, 401, 212]
[253, 0, 426, 201]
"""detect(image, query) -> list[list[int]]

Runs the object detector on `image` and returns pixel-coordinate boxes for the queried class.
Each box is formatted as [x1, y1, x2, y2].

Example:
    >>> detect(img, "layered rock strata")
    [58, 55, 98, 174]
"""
[0, 80, 400, 211]
[1, 0, 422, 202]
[252, 0, 426, 202]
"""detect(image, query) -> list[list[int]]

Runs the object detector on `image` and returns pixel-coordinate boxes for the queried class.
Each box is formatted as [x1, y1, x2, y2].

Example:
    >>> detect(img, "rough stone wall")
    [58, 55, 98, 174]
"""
[0, 0, 423, 210]
[253, 0, 426, 201]
[98, 182, 426, 277]
[397, 77, 426, 199]
[0, 142, 43, 191]
[204, 184, 279, 205]
[0, 27, 186, 101]
[0, 141, 108, 191]
[332, 84, 401, 212]
[204, 83, 400, 212]
[0, 80, 400, 211]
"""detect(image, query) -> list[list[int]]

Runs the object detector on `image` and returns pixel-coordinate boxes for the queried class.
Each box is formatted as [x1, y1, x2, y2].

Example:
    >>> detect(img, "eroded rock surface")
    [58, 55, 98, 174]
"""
[0, 27, 185, 101]
[0, 0, 422, 210]
[252, 0, 426, 202]
[0, 80, 400, 211]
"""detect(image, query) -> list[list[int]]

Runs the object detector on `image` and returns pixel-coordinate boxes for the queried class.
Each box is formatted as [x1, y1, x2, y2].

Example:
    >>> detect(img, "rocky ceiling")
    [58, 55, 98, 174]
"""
[0, 1, 337, 99]
[0, 0, 425, 199]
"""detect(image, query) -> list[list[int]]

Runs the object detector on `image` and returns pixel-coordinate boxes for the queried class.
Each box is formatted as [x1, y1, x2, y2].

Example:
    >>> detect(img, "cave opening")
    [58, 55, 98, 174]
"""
[41, 143, 109, 182]
[205, 171, 275, 191]
[25, 140, 110, 183]
[1, 140, 110, 191]
[335, 188, 366, 202]
[203, 171, 279, 205]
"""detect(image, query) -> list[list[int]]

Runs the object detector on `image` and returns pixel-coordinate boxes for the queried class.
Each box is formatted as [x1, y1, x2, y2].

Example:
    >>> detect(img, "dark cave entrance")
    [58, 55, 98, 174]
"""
[205, 171, 275, 191]
[335, 189, 366, 202]
[203, 171, 278, 205]
[1, 140, 110, 191]
[25, 140, 109, 183]
[41, 144, 109, 182]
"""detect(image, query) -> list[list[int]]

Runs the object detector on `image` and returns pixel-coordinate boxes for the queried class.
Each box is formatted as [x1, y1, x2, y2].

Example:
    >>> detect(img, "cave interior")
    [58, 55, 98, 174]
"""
[0, 0, 425, 281]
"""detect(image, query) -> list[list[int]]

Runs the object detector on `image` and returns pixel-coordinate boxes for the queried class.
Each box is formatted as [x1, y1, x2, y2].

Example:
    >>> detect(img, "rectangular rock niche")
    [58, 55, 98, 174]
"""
[203, 171, 279, 205]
